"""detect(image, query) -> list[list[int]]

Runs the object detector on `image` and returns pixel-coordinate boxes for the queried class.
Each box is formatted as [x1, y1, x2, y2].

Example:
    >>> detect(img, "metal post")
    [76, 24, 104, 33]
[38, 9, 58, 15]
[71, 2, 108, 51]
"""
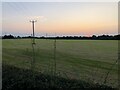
[30, 20, 37, 71]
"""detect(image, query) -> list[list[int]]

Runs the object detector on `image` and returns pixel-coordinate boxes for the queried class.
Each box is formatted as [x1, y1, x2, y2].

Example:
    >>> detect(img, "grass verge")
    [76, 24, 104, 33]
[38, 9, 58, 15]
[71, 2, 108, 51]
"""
[2, 64, 117, 90]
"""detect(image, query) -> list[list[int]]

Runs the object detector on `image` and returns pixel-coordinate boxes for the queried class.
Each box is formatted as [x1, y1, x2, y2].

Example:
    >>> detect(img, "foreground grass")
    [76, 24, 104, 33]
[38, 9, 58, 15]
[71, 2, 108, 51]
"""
[3, 64, 116, 89]
[2, 39, 118, 88]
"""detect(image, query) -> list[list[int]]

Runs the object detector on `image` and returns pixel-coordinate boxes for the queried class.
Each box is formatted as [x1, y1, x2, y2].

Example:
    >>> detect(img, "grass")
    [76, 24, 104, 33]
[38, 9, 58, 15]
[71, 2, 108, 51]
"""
[2, 39, 118, 88]
[2, 64, 114, 89]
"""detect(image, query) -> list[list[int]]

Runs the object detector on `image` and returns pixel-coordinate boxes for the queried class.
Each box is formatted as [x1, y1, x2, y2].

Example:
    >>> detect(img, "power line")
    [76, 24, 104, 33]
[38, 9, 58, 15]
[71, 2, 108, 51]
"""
[13, 2, 33, 17]
[19, 2, 34, 16]
[6, 2, 30, 18]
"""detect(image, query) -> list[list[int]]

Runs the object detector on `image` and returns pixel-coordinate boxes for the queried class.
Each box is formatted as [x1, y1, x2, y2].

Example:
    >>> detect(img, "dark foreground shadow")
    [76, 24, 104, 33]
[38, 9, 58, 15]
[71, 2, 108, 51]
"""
[2, 64, 117, 90]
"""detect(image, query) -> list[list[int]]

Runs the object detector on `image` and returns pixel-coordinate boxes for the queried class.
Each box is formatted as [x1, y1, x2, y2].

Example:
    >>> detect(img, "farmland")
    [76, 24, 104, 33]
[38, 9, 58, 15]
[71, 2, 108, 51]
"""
[2, 39, 118, 88]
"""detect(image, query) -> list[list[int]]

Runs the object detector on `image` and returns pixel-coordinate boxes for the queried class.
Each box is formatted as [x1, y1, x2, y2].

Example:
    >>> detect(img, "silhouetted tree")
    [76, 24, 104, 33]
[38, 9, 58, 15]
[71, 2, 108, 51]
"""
[17, 36, 21, 39]
[3, 35, 14, 39]
[2, 34, 120, 40]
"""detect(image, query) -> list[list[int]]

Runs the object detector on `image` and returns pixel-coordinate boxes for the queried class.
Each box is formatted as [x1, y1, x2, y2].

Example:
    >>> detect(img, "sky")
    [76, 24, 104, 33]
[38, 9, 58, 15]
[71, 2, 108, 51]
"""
[2, 2, 118, 36]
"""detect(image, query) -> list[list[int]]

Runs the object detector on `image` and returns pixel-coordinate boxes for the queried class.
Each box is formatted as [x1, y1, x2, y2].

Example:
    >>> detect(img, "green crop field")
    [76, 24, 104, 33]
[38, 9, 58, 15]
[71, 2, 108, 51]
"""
[2, 39, 118, 88]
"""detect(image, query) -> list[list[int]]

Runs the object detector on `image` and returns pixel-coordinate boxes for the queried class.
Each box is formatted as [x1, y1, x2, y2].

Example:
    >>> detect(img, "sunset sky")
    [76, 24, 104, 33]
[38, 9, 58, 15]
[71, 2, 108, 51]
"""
[2, 2, 118, 36]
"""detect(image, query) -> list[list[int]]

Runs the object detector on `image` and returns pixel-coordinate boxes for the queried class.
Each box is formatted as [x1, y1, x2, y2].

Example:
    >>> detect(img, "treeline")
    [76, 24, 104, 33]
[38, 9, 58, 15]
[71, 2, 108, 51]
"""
[2, 34, 120, 40]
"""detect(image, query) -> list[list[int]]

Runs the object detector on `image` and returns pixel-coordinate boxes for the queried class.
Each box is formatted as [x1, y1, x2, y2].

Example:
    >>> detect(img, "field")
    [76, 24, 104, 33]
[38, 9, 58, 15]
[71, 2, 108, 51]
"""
[2, 39, 118, 88]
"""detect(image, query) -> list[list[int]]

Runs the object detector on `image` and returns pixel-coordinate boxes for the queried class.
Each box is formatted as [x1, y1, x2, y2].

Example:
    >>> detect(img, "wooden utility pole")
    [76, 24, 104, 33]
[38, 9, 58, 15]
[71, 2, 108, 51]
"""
[30, 20, 37, 44]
